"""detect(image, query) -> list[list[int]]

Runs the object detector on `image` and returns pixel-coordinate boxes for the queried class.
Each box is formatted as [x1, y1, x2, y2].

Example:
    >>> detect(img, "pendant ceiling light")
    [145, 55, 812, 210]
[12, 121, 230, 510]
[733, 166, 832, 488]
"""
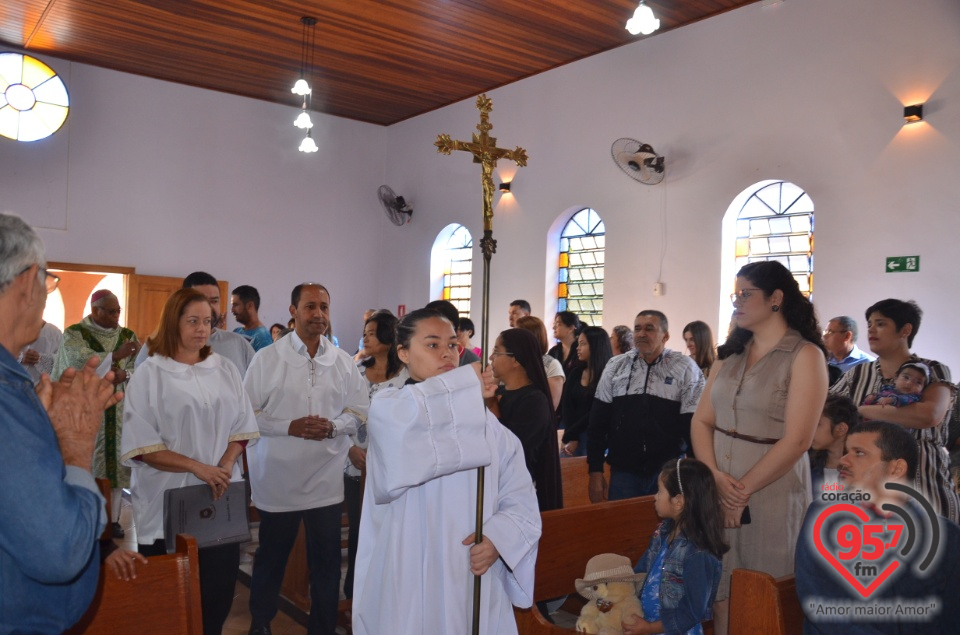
[294, 16, 318, 153]
[626, 1, 661, 36]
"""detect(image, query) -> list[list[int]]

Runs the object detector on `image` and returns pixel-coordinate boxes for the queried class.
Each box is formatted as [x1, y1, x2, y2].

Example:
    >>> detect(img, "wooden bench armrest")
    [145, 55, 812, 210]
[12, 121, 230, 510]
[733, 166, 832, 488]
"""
[729, 568, 802, 635]
[65, 534, 203, 635]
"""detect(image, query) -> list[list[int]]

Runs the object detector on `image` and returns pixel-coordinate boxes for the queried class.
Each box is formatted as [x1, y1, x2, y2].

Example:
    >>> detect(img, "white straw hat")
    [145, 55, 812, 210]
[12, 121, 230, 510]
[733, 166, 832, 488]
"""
[575, 553, 647, 600]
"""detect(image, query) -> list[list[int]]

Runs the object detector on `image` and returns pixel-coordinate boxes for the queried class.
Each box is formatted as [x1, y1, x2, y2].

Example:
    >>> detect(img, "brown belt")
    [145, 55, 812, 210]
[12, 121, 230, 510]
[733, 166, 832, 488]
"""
[714, 426, 780, 445]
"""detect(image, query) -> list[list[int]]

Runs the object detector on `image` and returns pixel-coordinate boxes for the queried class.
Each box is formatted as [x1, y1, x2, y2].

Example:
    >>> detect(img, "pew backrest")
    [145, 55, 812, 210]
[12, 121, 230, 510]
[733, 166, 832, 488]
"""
[533, 496, 659, 602]
[729, 568, 802, 635]
[559, 456, 610, 509]
[65, 534, 203, 635]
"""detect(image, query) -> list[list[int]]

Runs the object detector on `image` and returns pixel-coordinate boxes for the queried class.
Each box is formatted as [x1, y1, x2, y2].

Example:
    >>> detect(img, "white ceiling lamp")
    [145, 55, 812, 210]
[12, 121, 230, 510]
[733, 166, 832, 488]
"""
[293, 16, 319, 153]
[292, 17, 316, 96]
[626, 1, 661, 36]
[299, 130, 319, 153]
[294, 108, 313, 129]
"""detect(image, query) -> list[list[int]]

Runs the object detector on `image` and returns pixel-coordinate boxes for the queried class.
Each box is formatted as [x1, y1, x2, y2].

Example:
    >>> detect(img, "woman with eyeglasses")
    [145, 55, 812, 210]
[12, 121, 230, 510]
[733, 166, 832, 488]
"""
[121, 288, 260, 635]
[487, 328, 563, 511]
[690, 261, 827, 635]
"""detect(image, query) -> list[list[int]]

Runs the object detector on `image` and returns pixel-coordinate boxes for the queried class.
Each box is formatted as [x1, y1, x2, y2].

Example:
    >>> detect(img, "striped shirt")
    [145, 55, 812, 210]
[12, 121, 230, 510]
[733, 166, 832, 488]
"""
[831, 356, 959, 522]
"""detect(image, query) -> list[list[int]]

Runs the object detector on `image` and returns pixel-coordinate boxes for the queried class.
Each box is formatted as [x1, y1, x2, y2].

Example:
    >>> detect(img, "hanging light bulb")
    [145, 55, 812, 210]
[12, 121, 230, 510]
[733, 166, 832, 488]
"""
[299, 131, 318, 153]
[292, 78, 312, 96]
[626, 1, 660, 35]
[294, 109, 314, 129]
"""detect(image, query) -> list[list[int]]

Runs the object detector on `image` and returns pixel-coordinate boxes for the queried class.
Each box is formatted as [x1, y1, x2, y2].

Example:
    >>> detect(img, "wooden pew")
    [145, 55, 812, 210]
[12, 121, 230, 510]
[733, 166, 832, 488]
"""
[65, 534, 203, 635]
[515, 496, 660, 634]
[559, 456, 610, 509]
[729, 569, 802, 635]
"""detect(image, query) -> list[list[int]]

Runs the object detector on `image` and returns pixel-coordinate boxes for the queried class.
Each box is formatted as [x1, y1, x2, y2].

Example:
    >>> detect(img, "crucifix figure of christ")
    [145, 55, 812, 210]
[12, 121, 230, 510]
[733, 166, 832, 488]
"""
[435, 93, 528, 635]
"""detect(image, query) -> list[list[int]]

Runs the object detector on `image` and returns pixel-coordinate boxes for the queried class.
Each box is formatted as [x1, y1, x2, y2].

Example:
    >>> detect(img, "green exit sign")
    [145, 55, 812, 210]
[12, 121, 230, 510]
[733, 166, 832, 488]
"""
[886, 256, 920, 273]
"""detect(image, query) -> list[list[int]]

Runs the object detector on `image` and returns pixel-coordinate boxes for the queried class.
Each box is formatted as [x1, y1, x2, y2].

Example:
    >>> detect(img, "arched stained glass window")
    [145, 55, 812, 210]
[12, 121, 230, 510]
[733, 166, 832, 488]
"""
[0, 53, 70, 142]
[441, 224, 473, 317]
[558, 208, 605, 326]
[733, 181, 814, 295]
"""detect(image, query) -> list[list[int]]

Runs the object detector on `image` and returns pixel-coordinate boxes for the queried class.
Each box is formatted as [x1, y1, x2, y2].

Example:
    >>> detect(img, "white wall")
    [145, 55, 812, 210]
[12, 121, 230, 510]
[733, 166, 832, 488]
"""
[1, 56, 388, 348]
[379, 0, 960, 368]
[3, 0, 959, 365]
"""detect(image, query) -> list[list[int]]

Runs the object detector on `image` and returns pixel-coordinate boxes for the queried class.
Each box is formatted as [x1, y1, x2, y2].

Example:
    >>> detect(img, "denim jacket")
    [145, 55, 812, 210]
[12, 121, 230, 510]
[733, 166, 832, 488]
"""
[633, 519, 722, 634]
[0, 345, 105, 634]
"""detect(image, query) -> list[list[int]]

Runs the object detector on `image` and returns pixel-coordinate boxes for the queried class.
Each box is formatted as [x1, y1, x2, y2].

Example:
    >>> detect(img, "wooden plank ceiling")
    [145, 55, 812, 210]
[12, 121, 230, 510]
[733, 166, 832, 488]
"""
[0, 1, 759, 126]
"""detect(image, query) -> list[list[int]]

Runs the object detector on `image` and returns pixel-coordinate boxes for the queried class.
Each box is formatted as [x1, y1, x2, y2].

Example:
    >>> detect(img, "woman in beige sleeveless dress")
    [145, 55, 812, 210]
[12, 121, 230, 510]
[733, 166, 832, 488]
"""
[691, 261, 828, 635]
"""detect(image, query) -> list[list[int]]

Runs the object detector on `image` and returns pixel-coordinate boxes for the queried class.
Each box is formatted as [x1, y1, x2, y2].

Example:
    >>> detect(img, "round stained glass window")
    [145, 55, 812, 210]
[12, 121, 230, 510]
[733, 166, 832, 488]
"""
[0, 53, 70, 142]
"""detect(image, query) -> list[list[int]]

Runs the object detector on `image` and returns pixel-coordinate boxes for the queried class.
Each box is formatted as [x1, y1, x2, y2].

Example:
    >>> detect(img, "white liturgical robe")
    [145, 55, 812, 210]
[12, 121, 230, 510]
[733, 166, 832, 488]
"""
[352, 365, 541, 635]
[244, 332, 369, 512]
[120, 353, 260, 544]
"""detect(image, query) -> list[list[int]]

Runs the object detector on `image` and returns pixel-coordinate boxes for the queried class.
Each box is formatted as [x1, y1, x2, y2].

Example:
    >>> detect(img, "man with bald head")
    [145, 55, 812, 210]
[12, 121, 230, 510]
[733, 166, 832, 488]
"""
[244, 283, 369, 635]
[54, 289, 140, 533]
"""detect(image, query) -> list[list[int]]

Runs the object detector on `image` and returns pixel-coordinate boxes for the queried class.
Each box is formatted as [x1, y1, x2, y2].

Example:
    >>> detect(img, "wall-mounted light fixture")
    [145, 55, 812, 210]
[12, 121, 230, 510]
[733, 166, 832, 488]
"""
[903, 104, 924, 124]
[499, 182, 512, 192]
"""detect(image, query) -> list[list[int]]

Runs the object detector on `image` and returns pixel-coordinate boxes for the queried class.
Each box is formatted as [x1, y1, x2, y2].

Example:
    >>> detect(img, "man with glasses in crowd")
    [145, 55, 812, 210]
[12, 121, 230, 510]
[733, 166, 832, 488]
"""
[823, 316, 874, 374]
[0, 213, 121, 633]
[53, 288, 140, 536]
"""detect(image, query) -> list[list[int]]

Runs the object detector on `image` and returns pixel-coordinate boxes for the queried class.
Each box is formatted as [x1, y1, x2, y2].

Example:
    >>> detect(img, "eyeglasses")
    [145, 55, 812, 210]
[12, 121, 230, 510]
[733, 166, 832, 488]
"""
[18, 265, 60, 294]
[490, 351, 515, 358]
[729, 288, 762, 305]
[822, 329, 848, 336]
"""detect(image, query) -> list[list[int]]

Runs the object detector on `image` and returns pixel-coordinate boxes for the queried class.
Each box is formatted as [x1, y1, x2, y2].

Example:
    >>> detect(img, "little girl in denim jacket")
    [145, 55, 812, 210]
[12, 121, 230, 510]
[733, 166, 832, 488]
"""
[623, 458, 728, 635]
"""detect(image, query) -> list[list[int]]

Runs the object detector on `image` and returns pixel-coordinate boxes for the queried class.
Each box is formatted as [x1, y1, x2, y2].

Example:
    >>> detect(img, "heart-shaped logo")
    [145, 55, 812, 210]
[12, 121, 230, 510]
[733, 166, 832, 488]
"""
[812, 503, 900, 598]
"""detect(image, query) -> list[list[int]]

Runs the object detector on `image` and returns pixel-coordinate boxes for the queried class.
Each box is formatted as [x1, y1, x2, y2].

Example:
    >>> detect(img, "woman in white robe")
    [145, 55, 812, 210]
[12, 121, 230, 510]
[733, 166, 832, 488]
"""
[352, 308, 541, 635]
[121, 288, 259, 635]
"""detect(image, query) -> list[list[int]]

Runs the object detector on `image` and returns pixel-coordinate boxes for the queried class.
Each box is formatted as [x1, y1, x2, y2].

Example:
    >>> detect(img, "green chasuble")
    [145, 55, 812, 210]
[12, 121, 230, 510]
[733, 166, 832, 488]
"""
[53, 317, 138, 489]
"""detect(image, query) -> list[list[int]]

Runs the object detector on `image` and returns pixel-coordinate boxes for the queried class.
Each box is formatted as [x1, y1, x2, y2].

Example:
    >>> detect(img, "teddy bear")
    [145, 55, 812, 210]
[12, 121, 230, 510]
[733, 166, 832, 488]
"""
[574, 553, 646, 635]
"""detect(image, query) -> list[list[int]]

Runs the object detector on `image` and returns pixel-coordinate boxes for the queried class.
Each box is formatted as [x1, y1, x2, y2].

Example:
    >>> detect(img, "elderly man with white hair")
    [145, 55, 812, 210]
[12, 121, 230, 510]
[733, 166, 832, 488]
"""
[54, 288, 140, 532]
[0, 212, 120, 633]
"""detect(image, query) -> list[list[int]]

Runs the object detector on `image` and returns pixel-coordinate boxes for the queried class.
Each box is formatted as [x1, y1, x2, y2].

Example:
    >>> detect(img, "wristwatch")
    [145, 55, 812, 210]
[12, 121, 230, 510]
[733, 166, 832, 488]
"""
[328, 424, 337, 439]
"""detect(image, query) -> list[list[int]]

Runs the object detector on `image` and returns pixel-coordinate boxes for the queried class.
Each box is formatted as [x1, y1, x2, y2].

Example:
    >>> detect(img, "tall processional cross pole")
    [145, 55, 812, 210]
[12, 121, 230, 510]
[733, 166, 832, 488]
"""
[435, 93, 528, 635]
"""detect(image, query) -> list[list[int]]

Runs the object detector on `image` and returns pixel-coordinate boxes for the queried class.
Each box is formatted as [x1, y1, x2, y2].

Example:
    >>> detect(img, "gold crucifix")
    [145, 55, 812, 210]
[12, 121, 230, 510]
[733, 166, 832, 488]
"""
[435, 94, 528, 233]
[434, 93, 528, 635]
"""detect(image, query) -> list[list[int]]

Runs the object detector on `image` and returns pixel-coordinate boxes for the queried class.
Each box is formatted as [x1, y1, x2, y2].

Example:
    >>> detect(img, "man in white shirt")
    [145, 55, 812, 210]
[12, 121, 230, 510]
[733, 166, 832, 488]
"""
[134, 271, 255, 376]
[244, 283, 369, 635]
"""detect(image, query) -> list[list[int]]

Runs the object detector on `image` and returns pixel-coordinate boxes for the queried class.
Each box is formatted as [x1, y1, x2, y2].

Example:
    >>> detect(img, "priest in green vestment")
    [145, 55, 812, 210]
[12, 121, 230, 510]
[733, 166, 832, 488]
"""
[53, 290, 139, 504]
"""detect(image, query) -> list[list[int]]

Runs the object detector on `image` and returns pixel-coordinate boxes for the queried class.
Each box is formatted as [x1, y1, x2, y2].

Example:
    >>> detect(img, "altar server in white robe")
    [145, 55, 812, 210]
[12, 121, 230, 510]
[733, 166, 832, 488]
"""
[353, 308, 541, 635]
[244, 283, 369, 635]
[121, 288, 259, 635]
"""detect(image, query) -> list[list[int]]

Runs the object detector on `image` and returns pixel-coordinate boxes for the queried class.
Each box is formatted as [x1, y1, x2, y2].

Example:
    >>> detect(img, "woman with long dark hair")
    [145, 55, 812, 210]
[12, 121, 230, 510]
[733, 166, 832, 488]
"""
[344, 310, 407, 598]
[488, 328, 563, 511]
[682, 320, 716, 378]
[560, 326, 612, 457]
[548, 311, 581, 374]
[690, 261, 827, 635]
